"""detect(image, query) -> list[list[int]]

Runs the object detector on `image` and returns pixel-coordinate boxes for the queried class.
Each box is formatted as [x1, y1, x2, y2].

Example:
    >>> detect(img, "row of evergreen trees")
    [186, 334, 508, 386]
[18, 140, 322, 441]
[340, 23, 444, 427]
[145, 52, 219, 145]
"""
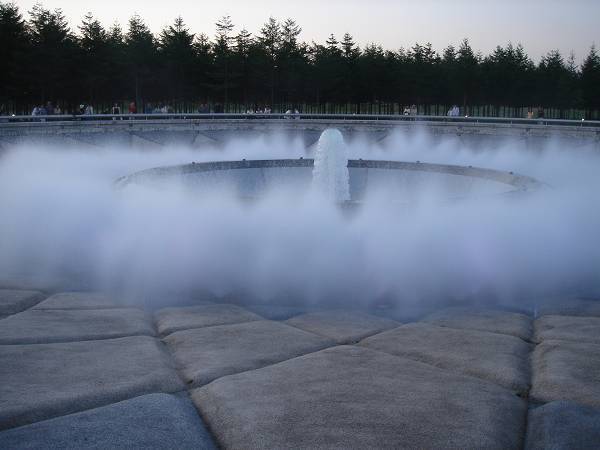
[1, 2, 600, 117]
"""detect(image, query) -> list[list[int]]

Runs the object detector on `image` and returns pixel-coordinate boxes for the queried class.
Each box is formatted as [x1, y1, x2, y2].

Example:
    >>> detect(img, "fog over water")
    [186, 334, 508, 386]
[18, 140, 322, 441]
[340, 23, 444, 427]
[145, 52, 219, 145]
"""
[0, 129, 599, 311]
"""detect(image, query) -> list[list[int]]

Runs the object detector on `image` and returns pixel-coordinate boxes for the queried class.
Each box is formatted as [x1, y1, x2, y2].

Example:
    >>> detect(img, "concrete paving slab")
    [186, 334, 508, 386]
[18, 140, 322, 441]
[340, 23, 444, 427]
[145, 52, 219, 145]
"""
[286, 310, 400, 344]
[0, 393, 216, 450]
[192, 345, 526, 449]
[536, 297, 600, 318]
[525, 401, 600, 450]
[0, 289, 45, 315]
[360, 322, 532, 394]
[531, 340, 600, 407]
[423, 307, 533, 341]
[0, 336, 184, 430]
[33, 292, 122, 310]
[165, 320, 335, 387]
[534, 315, 600, 345]
[0, 309, 156, 344]
[155, 303, 262, 335]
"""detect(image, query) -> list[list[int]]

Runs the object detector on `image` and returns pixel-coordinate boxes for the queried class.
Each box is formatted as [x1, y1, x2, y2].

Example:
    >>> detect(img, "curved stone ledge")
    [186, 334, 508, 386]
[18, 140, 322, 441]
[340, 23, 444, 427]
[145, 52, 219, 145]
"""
[117, 158, 543, 202]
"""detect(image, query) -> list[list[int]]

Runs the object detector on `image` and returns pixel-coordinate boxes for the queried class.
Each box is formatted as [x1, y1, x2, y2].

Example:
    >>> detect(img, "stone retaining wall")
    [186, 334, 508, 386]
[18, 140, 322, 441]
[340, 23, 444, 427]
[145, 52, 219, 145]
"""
[1, 118, 599, 150]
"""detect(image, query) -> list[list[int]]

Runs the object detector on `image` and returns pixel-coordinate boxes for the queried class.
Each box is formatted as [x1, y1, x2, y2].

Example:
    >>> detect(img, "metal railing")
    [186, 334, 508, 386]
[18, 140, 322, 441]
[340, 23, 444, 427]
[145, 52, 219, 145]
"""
[1, 113, 600, 128]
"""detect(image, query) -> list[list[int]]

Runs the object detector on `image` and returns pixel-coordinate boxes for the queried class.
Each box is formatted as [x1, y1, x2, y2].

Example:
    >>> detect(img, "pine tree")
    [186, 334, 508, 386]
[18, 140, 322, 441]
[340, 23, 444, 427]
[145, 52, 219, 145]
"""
[339, 33, 360, 107]
[125, 14, 156, 109]
[483, 43, 535, 111]
[259, 17, 281, 61]
[341, 33, 359, 60]
[105, 23, 127, 104]
[212, 15, 235, 107]
[456, 39, 479, 111]
[78, 13, 111, 105]
[408, 43, 440, 109]
[258, 17, 281, 107]
[537, 50, 574, 110]
[325, 34, 340, 56]
[192, 33, 213, 104]
[27, 4, 76, 106]
[235, 28, 253, 105]
[159, 16, 195, 101]
[441, 45, 458, 106]
[581, 45, 600, 116]
[281, 19, 301, 50]
[277, 19, 305, 106]
[0, 8, 598, 117]
[0, 2, 29, 111]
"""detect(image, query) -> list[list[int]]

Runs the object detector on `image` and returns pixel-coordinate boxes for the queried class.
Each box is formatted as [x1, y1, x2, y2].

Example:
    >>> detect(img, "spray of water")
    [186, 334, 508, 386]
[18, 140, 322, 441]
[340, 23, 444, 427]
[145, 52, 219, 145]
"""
[0, 128, 599, 312]
[312, 129, 350, 202]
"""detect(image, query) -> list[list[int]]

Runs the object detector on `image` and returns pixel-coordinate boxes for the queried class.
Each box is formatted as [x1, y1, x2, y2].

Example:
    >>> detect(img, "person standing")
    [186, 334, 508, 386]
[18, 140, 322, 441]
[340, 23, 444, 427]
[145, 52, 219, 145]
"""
[537, 106, 544, 119]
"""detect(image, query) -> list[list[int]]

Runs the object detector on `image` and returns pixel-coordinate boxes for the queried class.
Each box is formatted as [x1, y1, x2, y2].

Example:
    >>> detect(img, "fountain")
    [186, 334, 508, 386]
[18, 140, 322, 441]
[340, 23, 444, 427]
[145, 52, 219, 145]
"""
[1, 119, 599, 450]
[311, 129, 350, 202]
[117, 128, 542, 202]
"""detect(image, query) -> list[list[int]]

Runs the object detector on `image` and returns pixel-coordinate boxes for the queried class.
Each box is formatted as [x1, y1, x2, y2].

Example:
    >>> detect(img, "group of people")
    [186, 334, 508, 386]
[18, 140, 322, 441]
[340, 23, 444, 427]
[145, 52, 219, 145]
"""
[245, 106, 273, 114]
[284, 108, 301, 118]
[526, 107, 545, 119]
[447, 105, 461, 117]
[31, 101, 139, 116]
[143, 103, 174, 114]
[78, 104, 94, 115]
[31, 102, 61, 116]
[110, 102, 136, 115]
[243, 107, 301, 117]
[403, 105, 418, 116]
[26, 102, 552, 120]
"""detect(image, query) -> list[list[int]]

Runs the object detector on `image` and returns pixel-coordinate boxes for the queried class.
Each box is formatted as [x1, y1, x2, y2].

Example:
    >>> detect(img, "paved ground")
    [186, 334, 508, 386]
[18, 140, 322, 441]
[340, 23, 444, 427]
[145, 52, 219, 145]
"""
[1, 288, 599, 449]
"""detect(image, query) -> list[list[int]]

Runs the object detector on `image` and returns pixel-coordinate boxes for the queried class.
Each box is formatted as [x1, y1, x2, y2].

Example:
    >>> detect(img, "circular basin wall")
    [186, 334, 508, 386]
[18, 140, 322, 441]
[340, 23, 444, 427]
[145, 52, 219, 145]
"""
[118, 159, 541, 202]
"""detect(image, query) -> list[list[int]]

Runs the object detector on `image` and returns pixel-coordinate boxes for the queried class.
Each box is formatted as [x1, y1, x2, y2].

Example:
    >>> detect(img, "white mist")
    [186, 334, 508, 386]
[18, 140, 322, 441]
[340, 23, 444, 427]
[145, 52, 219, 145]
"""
[0, 130, 598, 310]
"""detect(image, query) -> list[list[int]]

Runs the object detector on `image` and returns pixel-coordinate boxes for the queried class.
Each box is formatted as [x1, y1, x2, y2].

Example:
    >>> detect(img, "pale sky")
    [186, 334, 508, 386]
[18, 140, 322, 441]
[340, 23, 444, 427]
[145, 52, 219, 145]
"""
[14, 0, 600, 63]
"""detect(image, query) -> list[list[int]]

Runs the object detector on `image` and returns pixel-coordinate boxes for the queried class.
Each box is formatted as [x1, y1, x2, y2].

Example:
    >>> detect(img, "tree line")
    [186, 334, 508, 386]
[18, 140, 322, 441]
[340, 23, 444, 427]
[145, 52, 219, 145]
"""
[1, 2, 600, 118]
